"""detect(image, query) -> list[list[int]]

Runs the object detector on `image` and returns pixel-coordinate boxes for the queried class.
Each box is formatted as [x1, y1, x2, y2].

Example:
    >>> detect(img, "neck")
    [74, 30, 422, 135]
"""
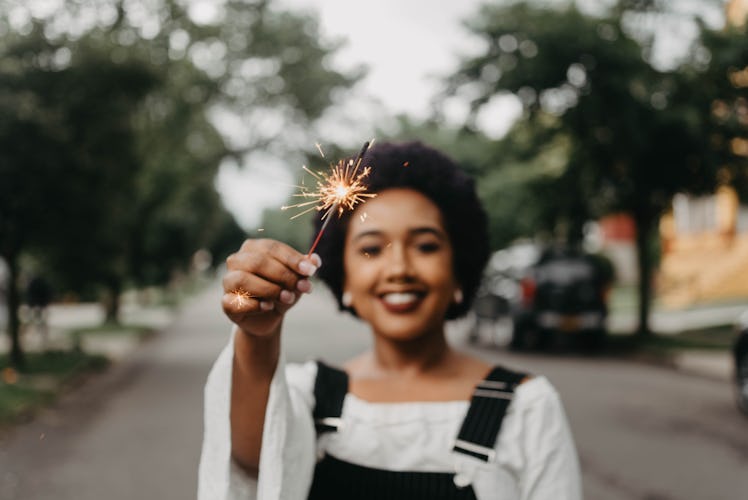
[369, 328, 453, 378]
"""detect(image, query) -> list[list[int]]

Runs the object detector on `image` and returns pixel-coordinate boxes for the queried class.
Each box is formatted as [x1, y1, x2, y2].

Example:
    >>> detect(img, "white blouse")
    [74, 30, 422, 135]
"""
[198, 334, 582, 500]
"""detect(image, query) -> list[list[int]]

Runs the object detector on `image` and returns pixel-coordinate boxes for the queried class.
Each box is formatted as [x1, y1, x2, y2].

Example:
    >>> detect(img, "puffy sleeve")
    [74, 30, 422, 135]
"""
[198, 330, 318, 500]
[517, 378, 582, 500]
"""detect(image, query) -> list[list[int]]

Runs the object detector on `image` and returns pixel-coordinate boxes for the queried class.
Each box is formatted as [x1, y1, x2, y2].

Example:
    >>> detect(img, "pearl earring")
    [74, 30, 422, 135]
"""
[342, 291, 353, 307]
[454, 289, 464, 304]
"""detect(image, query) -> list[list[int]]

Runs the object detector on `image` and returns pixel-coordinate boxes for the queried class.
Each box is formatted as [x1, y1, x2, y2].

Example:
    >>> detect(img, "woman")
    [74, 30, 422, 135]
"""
[199, 142, 582, 499]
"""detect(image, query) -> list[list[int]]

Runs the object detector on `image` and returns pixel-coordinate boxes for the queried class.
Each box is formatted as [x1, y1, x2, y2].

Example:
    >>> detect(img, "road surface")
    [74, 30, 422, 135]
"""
[1, 283, 746, 499]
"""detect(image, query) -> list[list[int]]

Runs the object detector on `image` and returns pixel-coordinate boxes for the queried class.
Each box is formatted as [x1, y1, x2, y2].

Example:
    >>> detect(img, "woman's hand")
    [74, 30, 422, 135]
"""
[222, 239, 320, 338]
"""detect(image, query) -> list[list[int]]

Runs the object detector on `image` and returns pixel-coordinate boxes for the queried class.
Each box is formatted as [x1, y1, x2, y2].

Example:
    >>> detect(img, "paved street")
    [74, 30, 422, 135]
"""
[472, 349, 748, 500]
[1, 282, 747, 499]
[0, 284, 233, 500]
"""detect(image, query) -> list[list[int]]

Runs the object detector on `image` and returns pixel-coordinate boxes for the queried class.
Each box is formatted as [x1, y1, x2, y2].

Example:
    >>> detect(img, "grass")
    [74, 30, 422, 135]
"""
[0, 384, 53, 423]
[0, 350, 109, 427]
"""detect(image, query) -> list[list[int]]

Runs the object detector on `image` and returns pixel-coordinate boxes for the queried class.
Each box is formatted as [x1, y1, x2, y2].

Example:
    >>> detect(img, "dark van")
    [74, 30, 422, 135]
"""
[510, 246, 612, 351]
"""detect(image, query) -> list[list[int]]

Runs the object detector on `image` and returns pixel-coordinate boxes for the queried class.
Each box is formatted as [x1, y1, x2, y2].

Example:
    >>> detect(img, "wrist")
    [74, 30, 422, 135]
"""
[233, 326, 280, 378]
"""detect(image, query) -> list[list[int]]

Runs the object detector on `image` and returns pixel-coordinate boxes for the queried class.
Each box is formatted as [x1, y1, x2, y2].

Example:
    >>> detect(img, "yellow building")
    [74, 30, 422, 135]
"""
[727, 0, 748, 26]
[658, 186, 748, 307]
[656, 1, 748, 308]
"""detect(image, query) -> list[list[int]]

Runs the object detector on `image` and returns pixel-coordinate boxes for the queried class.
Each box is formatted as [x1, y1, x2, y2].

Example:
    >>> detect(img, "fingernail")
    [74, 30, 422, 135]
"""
[260, 300, 274, 311]
[279, 290, 295, 305]
[310, 253, 322, 267]
[298, 260, 318, 277]
[296, 279, 312, 293]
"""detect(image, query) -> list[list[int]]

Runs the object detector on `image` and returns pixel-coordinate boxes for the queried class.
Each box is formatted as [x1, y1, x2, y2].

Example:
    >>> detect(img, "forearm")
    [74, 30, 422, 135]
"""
[230, 328, 281, 475]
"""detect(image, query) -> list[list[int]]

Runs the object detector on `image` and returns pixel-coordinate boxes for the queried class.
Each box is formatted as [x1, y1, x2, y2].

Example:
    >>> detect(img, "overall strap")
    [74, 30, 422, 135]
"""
[313, 361, 349, 434]
[452, 366, 527, 462]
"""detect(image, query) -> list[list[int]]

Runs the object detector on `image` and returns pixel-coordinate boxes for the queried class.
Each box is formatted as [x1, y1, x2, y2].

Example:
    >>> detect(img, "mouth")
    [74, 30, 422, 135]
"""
[378, 291, 425, 313]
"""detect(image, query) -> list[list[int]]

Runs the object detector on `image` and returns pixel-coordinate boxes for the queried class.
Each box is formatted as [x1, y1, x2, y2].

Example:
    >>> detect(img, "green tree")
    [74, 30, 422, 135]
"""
[0, 0, 359, 365]
[0, 26, 157, 367]
[447, 1, 746, 337]
[379, 115, 573, 249]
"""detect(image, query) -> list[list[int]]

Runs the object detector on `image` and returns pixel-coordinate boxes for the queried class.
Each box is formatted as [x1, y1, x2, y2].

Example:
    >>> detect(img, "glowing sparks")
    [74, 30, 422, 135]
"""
[282, 141, 376, 256]
[231, 289, 255, 308]
[282, 141, 376, 222]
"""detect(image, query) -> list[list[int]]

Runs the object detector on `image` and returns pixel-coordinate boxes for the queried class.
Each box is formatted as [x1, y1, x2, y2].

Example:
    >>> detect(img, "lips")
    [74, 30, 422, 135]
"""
[379, 291, 424, 313]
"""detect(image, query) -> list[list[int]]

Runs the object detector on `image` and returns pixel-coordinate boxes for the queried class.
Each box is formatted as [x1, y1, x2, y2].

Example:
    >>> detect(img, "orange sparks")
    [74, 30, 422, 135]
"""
[231, 289, 254, 308]
[282, 142, 376, 222]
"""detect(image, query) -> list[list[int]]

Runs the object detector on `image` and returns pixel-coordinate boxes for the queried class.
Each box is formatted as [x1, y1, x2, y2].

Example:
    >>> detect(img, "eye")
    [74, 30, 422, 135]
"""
[360, 245, 381, 258]
[416, 241, 441, 253]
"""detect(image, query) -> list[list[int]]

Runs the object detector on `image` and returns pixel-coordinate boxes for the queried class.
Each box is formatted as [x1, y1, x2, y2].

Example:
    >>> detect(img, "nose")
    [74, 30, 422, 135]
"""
[385, 242, 414, 282]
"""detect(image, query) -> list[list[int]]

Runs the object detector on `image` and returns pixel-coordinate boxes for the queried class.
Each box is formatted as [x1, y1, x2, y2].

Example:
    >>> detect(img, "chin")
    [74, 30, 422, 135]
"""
[371, 320, 444, 343]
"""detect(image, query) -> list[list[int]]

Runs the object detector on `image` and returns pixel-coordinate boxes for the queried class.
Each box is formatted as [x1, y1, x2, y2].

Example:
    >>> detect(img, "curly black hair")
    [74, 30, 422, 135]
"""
[312, 141, 489, 320]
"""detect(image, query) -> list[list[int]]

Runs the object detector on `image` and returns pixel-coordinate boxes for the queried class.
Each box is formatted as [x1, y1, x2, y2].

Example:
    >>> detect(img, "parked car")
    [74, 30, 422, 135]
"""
[734, 311, 748, 417]
[467, 243, 539, 346]
[510, 246, 613, 352]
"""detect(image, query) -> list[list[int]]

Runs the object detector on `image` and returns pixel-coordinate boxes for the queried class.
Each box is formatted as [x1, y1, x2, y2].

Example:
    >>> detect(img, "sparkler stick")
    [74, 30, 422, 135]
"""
[306, 141, 372, 256]
[281, 141, 375, 257]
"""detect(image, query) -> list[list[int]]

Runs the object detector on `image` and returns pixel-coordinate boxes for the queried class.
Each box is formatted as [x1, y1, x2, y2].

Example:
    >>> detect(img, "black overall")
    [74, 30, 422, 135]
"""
[307, 362, 526, 500]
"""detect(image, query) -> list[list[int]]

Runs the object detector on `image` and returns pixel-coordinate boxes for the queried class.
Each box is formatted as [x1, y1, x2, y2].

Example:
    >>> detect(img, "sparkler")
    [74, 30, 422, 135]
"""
[282, 141, 376, 256]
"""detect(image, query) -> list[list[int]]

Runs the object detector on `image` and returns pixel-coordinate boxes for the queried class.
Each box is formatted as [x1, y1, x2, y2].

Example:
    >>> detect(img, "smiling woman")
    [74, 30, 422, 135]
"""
[341, 189, 457, 345]
[199, 142, 582, 500]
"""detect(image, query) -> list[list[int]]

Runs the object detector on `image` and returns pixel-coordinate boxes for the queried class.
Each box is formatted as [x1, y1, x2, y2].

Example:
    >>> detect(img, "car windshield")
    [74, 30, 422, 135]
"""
[536, 259, 595, 285]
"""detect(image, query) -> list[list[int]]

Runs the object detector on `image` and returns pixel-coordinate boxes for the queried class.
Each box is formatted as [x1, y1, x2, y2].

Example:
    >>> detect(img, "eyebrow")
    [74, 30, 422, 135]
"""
[351, 226, 447, 243]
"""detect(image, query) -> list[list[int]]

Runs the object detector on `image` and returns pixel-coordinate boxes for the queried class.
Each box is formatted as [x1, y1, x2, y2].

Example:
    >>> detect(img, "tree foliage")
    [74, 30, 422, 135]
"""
[447, 0, 748, 336]
[0, 0, 358, 367]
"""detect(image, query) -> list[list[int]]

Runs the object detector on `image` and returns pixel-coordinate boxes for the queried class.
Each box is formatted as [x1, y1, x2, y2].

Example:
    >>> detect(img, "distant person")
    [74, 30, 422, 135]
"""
[26, 275, 53, 346]
[199, 142, 582, 499]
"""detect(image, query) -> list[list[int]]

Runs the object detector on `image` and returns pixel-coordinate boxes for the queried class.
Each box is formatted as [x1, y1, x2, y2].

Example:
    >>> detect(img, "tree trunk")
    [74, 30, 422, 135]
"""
[633, 209, 655, 339]
[5, 251, 25, 369]
[104, 278, 122, 324]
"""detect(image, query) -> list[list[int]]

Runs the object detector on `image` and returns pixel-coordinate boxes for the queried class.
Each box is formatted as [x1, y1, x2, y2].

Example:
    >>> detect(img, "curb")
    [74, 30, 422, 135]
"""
[629, 348, 732, 382]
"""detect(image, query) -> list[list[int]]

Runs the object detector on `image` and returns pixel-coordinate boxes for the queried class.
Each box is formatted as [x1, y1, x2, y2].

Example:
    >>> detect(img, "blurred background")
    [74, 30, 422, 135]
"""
[1, 0, 748, 499]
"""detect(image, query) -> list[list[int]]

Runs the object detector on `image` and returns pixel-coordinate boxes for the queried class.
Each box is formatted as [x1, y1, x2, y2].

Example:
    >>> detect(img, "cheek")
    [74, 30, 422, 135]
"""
[342, 252, 374, 292]
[422, 254, 456, 285]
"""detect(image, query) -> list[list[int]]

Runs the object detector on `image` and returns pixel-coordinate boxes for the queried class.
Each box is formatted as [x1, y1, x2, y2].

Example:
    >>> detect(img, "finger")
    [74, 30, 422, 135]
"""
[222, 282, 302, 319]
[227, 251, 302, 291]
[227, 241, 319, 291]
[310, 253, 322, 268]
[221, 290, 265, 316]
[223, 270, 286, 305]
[238, 239, 319, 278]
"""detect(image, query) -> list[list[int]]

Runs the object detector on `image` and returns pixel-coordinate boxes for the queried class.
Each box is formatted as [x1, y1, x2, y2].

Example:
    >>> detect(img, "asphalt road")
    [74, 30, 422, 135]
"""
[1, 283, 746, 499]
[0, 284, 234, 500]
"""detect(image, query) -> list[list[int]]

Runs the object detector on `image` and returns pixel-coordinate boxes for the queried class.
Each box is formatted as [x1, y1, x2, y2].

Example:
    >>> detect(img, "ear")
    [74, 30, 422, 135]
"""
[342, 291, 353, 307]
[453, 288, 463, 305]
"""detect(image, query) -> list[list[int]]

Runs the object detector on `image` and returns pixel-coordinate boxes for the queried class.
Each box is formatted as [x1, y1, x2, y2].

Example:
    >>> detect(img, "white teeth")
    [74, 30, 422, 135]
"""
[382, 293, 419, 305]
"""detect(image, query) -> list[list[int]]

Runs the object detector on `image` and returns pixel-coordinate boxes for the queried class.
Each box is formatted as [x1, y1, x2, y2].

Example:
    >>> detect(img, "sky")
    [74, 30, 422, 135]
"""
[276, 0, 489, 120]
[213, 0, 727, 231]
[215, 0, 499, 230]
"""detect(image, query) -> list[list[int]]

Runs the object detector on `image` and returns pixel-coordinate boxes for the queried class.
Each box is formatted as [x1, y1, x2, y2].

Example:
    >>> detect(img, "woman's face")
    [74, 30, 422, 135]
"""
[342, 188, 458, 341]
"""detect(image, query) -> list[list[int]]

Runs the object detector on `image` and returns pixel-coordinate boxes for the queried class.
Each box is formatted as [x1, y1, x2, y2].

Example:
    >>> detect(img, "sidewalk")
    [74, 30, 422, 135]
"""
[0, 295, 175, 360]
[608, 302, 746, 335]
[607, 302, 743, 382]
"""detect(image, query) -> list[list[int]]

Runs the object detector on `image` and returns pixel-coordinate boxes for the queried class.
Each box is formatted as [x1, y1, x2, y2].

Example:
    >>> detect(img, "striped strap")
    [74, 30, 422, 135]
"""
[452, 366, 527, 461]
[312, 361, 349, 434]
